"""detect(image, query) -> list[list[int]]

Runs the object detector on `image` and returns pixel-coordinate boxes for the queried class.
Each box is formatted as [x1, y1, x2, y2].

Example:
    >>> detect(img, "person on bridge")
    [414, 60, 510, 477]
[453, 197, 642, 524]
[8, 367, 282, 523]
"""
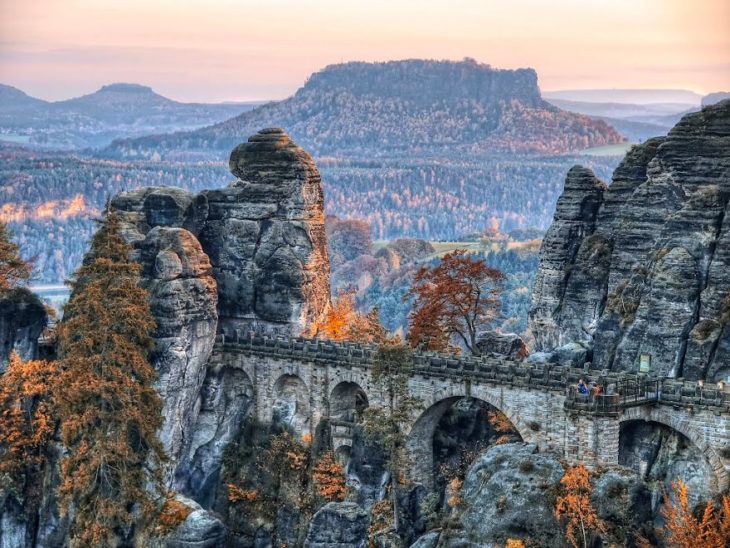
[577, 379, 589, 395]
[592, 382, 602, 396]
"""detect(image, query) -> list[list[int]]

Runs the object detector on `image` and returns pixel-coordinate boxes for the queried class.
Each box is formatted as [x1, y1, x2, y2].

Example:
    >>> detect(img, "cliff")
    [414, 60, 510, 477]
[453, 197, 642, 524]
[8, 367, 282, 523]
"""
[530, 99, 730, 380]
[109, 128, 330, 483]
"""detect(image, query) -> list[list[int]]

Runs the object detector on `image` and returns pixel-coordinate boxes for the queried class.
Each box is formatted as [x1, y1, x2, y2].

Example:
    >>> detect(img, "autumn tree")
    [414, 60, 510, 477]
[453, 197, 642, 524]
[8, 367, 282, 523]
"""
[316, 290, 369, 341]
[312, 451, 348, 502]
[0, 220, 32, 291]
[351, 306, 393, 345]
[0, 353, 58, 543]
[658, 479, 730, 548]
[0, 352, 58, 485]
[406, 250, 504, 354]
[554, 464, 606, 548]
[317, 291, 394, 345]
[362, 343, 421, 534]
[55, 211, 165, 547]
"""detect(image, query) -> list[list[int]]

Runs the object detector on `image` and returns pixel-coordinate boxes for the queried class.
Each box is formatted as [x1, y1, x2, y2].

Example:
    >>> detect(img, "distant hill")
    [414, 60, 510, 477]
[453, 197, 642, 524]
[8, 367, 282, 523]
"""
[543, 88, 702, 105]
[0, 84, 49, 111]
[103, 59, 624, 159]
[544, 97, 697, 142]
[0, 83, 263, 149]
[703, 92, 730, 106]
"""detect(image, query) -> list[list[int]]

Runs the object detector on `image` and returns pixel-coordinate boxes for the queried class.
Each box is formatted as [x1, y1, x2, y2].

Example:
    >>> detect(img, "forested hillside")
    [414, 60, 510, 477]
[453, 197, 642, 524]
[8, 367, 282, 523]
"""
[1, 143, 620, 282]
[104, 59, 624, 159]
[0, 83, 259, 149]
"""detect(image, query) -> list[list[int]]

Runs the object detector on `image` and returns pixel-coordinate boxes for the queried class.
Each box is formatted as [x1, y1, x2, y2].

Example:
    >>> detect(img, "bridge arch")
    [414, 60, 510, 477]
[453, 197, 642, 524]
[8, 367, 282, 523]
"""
[620, 407, 728, 493]
[272, 373, 311, 435]
[330, 381, 369, 422]
[406, 393, 527, 488]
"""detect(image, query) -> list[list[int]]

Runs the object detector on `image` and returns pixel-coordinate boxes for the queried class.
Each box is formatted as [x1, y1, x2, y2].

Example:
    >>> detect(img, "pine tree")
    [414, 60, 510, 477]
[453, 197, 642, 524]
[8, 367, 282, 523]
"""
[0, 352, 58, 483]
[0, 220, 32, 291]
[312, 451, 348, 502]
[0, 352, 58, 541]
[55, 211, 165, 547]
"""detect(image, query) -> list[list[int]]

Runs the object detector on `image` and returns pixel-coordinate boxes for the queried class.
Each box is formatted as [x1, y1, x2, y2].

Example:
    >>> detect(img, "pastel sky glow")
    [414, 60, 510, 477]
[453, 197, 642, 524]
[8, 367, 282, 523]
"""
[1, 0, 728, 102]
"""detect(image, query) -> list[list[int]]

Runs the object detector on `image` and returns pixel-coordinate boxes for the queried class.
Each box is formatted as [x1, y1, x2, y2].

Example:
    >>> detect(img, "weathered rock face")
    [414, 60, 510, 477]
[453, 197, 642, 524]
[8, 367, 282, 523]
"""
[197, 128, 330, 336]
[112, 128, 331, 339]
[0, 288, 47, 371]
[529, 166, 607, 351]
[475, 331, 527, 359]
[303, 502, 369, 548]
[530, 100, 730, 379]
[136, 227, 218, 478]
[106, 129, 331, 491]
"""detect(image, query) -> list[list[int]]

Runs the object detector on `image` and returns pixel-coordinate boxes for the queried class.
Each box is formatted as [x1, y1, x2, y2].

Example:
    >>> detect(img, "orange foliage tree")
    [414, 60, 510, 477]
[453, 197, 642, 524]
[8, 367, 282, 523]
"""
[312, 451, 348, 502]
[659, 479, 730, 548]
[0, 220, 32, 291]
[487, 410, 518, 445]
[406, 250, 504, 354]
[317, 291, 392, 345]
[316, 291, 368, 341]
[0, 353, 58, 486]
[55, 211, 165, 547]
[554, 464, 606, 548]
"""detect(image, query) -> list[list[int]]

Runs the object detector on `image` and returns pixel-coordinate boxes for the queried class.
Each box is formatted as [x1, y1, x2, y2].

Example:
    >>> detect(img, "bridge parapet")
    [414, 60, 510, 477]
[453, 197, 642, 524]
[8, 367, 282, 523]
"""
[213, 333, 730, 413]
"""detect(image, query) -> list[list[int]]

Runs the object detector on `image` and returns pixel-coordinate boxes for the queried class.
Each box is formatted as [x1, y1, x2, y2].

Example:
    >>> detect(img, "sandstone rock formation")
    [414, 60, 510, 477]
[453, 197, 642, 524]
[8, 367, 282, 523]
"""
[151, 495, 226, 548]
[303, 502, 369, 548]
[475, 331, 528, 359]
[530, 100, 730, 379]
[107, 128, 331, 492]
[112, 128, 331, 339]
[137, 227, 218, 478]
[412, 443, 655, 548]
[0, 288, 47, 371]
[198, 127, 330, 336]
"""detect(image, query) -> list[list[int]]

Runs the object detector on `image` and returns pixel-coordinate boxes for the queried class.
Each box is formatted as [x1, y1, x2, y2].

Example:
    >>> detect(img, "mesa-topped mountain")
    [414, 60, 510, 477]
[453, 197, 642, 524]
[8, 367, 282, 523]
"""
[0, 83, 261, 149]
[104, 59, 624, 159]
[530, 99, 730, 382]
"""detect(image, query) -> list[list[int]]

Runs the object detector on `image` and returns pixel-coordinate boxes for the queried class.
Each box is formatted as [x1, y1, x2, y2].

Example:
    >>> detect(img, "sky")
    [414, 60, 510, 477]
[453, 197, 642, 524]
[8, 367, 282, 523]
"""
[1, 0, 728, 103]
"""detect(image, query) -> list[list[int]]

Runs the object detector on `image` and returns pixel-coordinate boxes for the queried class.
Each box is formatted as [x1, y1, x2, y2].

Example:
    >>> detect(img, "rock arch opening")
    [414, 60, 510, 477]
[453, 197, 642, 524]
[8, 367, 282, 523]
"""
[619, 419, 717, 504]
[408, 396, 522, 491]
[272, 374, 310, 435]
[330, 381, 369, 422]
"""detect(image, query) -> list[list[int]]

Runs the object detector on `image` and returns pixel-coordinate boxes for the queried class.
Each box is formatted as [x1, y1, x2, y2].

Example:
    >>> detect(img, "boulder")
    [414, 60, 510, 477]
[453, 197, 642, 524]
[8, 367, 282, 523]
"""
[549, 342, 590, 367]
[157, 496, 226, 548]
[475, 331, 527, 359]
[450, 443, 565, 547]
[303, 502, 369, 548]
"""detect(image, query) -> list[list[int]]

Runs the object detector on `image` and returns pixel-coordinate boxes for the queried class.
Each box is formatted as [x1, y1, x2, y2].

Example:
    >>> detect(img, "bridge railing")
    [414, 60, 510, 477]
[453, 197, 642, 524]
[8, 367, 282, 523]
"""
[565, 378, 662, 415]
[212, 333, 730, 413]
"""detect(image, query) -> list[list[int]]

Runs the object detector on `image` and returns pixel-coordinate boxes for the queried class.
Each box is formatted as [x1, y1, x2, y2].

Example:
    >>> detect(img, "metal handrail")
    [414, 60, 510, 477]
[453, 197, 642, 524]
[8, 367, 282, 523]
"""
[565, 377, 661, 413]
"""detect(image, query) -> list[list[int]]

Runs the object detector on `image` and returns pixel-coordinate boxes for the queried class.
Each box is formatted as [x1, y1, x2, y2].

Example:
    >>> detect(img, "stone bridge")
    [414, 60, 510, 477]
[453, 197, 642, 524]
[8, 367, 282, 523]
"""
[208, 333, 730, 493]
